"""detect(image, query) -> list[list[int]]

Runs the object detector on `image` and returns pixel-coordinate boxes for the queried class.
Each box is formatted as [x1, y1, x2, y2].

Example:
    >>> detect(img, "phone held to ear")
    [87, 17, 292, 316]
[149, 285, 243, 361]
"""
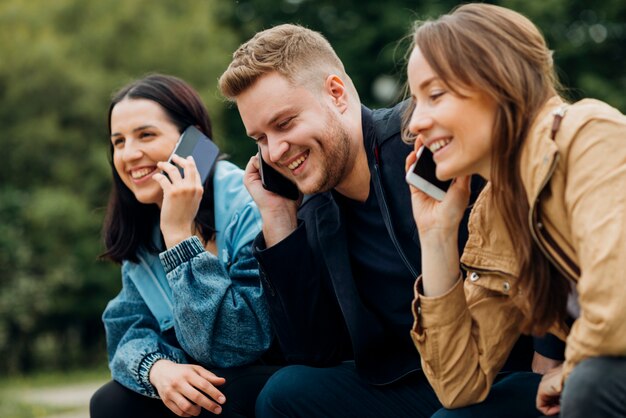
[167, 125, 220, 185]
[257, 146, 300, 200]
[405, 145, 452, 201]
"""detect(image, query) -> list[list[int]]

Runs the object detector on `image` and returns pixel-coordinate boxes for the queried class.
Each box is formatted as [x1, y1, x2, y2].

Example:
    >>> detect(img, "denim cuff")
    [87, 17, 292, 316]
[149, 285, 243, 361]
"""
[159, 236, 205, 274]
[137, 352, 172, 398]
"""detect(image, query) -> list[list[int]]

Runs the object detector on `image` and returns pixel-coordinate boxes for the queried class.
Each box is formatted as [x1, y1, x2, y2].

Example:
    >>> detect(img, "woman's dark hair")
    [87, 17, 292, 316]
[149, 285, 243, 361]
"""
[101, 74, 217, 263]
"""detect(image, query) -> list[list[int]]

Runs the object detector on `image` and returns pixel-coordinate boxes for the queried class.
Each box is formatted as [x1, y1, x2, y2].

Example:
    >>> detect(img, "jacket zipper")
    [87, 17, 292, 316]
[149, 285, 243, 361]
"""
[372, 163, 419, 278]
[528, 145, 579, 283]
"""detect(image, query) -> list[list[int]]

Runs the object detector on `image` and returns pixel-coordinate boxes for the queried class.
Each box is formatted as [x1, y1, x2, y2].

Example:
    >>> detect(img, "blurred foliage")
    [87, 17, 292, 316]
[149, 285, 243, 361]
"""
[0, 0, 239, 374]
[0, 0, 623, 374]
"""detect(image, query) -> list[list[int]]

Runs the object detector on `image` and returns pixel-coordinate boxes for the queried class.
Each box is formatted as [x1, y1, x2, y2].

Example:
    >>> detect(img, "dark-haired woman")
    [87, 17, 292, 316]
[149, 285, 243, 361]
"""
[90, 74, 276, 418]
[405, 4, 626, 417]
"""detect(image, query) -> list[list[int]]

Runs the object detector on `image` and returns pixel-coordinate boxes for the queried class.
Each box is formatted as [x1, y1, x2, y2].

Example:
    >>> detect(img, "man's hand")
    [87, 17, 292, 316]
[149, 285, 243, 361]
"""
[243, 154, 299, 246]
[536, 364, 563, 416]
[149, 360, 226, 416]
[532, 351, 563, 375]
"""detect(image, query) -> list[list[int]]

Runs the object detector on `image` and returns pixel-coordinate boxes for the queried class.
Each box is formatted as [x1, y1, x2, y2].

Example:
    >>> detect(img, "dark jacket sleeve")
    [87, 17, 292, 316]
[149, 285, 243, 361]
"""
[254, 222, 352, 366]
[533, 334, 566, 361]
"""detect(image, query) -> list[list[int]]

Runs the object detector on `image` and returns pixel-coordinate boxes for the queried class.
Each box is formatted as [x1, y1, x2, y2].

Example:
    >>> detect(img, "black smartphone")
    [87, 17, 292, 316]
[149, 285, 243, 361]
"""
[405, 145, 452, 201]
[167, 125, 220, 185]
[257, 146, 300, 200]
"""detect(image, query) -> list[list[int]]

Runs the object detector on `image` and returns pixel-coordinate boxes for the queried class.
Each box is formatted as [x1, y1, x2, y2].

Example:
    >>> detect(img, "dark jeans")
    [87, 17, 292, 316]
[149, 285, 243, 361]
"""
[255, 361, 541, 418]
[560, 356, 626, 418]
[90, 364, 280, 418]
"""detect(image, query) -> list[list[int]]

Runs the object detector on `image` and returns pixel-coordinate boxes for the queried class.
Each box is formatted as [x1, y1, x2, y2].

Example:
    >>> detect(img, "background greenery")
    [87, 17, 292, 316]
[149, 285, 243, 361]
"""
[0, 0, 624, 375]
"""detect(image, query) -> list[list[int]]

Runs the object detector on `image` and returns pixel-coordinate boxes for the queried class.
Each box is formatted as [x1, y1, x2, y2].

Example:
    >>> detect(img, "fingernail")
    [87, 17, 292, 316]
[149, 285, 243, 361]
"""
[214, 406, 222, 414]
[218, 396, 226, 404]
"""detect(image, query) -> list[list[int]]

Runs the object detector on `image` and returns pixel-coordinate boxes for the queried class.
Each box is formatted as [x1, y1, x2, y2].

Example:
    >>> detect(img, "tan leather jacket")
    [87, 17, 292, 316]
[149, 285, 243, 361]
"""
[410, 96, 626, 408]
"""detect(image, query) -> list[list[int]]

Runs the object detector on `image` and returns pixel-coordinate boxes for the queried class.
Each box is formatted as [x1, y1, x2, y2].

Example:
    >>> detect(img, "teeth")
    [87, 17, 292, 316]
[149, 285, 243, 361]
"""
[429, 139, 451, 153]
[288, 155, 307, 170]
[131, 167, 154, 179]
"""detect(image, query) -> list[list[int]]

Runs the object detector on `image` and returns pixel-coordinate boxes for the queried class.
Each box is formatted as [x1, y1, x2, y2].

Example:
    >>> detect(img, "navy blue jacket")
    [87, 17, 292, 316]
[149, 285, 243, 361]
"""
[254, 103, 549, 385]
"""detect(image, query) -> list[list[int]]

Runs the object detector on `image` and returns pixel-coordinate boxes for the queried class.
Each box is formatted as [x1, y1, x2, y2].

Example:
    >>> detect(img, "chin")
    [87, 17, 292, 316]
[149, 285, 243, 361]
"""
[134, 193, 161, 206]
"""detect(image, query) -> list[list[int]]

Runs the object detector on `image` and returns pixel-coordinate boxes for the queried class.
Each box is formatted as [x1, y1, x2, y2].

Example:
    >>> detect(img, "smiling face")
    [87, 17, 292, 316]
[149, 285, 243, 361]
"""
[406, 47, 498, 181]
[110, 98, 181, 206]
[236, 72, 355, 195]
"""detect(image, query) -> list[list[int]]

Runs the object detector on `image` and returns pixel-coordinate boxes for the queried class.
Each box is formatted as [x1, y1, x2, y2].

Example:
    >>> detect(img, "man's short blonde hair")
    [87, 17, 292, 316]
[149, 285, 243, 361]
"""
[218, 24, 350, 100]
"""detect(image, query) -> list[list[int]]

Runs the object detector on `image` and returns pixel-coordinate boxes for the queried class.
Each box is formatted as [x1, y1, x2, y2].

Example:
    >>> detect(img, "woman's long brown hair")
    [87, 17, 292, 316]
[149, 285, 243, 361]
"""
[408, 3, 570, 334]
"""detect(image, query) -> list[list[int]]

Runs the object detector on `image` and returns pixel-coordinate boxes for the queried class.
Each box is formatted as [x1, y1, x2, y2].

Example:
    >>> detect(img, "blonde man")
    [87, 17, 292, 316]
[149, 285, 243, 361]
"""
[219, 24, 545, 417]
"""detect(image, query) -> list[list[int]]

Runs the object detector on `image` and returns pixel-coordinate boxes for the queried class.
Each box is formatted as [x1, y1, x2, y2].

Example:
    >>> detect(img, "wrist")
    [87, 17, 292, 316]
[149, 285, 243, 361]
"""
[139, 353, 172, 398]
[419, 231, 461, 297]
[261, 210, 297, 247]
[161, 226, 194, 249]
[418, 227, 459, 247]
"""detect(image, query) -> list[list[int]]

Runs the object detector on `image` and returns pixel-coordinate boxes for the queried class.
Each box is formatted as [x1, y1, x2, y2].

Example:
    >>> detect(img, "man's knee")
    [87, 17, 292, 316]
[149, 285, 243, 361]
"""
[255, 365, 322, 418]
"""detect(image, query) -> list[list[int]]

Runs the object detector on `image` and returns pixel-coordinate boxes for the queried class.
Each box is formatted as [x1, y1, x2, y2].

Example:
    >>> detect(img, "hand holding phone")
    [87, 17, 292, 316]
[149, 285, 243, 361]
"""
[257, 146, 300, 200]
[405, 145, 451, 201]
[166, 125, 220, 184]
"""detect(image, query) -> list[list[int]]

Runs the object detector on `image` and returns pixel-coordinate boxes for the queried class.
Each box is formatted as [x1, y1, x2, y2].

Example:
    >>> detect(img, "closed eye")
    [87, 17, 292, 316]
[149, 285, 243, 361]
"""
[251, 134, 266, 143]
[429, 91, 445, 101]
[277, 117, 294, 130]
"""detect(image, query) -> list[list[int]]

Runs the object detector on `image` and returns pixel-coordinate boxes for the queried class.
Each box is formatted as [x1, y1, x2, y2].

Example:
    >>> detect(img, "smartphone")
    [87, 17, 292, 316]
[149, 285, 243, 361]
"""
[167, 125, 220, 185]
[257, 146, 300, 200]
[405, 145, 452, 201]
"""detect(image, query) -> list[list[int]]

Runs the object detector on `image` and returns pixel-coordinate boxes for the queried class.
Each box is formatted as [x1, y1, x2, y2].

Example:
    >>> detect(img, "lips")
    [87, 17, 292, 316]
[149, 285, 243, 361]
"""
[286, 151, 309, 171]
[130, 167, 156, 180]
[427, 138, 452, 153]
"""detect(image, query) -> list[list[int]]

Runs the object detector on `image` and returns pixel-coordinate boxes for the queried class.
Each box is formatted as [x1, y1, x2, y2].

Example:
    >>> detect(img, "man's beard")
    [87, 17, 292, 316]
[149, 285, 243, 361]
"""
[300, 110, 353, 195]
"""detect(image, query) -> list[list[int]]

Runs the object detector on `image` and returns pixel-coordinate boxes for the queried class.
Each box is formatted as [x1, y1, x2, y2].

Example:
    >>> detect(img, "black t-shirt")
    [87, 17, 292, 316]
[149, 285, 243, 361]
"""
[334, 187, 415, 337]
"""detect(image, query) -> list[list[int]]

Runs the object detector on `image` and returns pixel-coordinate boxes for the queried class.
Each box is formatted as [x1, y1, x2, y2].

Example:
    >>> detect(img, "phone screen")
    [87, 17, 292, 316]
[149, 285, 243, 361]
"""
[258, 146, 300, 200]
[405, 145, 452, 200]
[168, 126, 220, 185]
[411, 146, 452, 192]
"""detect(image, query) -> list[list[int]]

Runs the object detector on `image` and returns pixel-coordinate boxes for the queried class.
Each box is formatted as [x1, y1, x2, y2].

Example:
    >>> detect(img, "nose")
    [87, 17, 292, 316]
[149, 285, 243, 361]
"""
[408, 103, 433, 137]
[120, 139, 143, 162]
[266, 136, 290, 164]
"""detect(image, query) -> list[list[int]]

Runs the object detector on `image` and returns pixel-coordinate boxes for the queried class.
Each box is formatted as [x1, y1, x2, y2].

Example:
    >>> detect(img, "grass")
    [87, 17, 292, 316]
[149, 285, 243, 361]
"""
[0, 366, 110, 418]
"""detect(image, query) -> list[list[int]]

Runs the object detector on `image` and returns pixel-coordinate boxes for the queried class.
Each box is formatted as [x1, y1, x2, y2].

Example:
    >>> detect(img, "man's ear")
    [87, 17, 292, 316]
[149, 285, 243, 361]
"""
[325, 75, 349, 113]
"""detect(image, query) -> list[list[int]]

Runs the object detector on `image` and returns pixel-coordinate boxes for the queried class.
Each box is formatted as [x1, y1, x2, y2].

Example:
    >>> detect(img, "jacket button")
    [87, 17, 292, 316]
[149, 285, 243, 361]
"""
[503, 281, 511, 292]
[469, 272, 480, 282]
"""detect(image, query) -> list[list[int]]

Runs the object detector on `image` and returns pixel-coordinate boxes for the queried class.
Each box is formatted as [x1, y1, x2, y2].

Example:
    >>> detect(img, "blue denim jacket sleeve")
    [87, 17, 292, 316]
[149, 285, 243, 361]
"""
[159, 201, 273, 367]
[103, 266, 188, 398]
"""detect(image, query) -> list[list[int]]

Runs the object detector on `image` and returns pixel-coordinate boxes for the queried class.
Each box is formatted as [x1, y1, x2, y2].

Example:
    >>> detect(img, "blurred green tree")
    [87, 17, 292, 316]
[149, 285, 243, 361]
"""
[0, 0, 624, 374]
[219, 0, 625, 140]
[0, 0, 239, 374]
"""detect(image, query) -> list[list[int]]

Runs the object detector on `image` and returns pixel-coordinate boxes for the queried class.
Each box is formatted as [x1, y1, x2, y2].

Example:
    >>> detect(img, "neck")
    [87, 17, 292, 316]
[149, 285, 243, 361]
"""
[334, 137, 370, 202]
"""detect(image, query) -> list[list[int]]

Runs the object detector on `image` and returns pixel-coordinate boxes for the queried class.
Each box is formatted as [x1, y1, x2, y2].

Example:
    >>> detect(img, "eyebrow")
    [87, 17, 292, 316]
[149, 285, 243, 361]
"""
[418, 76, 439, 90]
[246, 108, 293, 138]
[110, 124, 157, 138]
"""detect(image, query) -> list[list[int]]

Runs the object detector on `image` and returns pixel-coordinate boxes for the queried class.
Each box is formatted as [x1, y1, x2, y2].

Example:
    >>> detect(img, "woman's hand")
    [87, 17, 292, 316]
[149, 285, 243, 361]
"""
[405, 142, 471, 237]
[149, 359, 226, 416]
[405, 140, 470, 297]
[153, 154, 204, 249]
[536, 364, 563, 416]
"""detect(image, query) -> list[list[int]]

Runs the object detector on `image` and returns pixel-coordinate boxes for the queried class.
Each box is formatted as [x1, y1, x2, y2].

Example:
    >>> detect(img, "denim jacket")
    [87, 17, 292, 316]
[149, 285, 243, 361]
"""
[103, 160, 272, 398]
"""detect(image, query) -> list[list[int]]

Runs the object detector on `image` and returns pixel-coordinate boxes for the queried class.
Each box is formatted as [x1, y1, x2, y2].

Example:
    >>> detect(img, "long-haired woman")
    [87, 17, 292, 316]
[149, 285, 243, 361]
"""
[405, 4, 626, 417]
[90, 74, 277, 418]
